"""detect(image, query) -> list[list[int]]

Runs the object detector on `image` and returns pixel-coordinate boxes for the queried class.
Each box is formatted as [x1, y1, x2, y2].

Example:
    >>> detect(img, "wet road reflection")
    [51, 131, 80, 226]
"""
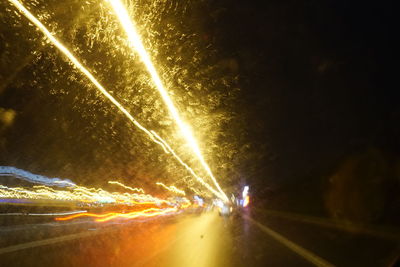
[146, 212, 232, 267]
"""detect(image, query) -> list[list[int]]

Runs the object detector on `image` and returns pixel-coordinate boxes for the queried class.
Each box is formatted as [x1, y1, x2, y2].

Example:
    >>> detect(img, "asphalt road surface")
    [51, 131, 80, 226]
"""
[0, 209, 399, 267]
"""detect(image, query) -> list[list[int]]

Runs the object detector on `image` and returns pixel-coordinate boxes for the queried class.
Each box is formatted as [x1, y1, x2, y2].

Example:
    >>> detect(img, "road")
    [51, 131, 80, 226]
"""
[0, 209, 399, 267]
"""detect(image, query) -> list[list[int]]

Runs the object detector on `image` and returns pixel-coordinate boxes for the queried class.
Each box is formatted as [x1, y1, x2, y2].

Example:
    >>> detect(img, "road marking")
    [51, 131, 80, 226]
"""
[0, 214, 180, 255]
[254, 208, 400, 241]
[0, 230, 99, 255]
[243, 215, 335, 267]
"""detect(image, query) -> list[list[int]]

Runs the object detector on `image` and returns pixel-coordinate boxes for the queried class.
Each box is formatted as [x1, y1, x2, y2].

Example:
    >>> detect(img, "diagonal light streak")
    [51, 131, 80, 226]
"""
[7, 0, 167, 152]
[108, 0, 228, 201]
[7, 0, 226, 200]
[151, 131, 224, 198]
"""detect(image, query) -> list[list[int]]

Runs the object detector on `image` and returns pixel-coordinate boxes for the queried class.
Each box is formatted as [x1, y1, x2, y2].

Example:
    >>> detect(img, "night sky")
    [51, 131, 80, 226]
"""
[209, 3, 390, 163]
[203, 0, 398, 221]
[208, 0, 397, 177]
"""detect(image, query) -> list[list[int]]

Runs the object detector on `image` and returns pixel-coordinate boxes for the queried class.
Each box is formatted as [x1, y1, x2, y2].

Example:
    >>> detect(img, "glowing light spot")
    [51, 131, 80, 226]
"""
[243, 195, 250, 207]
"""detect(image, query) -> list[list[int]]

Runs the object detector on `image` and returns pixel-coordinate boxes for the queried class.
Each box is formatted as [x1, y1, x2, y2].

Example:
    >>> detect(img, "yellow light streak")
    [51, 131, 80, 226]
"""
[189, 187, 203, 196]
[156, 182, 186, 196]
[107, 0, 229, 202]
[97, 207, 177, 222]
[151, 131, 224, 199]
[7, 0, 225, 201]
[108, 181, 145, 193]
[0, 184, 167, 205]
[180, 202, 191, 209]
[7, 0, 167, 152]
[55, 207, 178, 222]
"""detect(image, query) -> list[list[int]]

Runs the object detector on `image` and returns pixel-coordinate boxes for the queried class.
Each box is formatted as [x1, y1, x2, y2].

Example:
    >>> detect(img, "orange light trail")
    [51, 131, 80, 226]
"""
[55, 207, 178, 222]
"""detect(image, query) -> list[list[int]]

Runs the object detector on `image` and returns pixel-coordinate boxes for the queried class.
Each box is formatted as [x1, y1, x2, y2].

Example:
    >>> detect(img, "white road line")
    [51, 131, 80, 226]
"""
[0, 230, 98, 255]
[254, 208, 400, 241]
[0, 214, 179, 255]
[243, 215, 335, 267]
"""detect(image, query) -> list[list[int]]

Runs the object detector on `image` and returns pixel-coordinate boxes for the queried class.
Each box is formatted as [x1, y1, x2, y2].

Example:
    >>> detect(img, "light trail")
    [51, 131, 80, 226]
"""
[55, 207, 178, 222]
[7, 0, 168, 153]
[108, 181, 145, 193]
[0, 166, 75, 187]
[97, 207, 178, 222]
[107, 0, 229, 202]
[180, 202, 191, 209]
[156, 182, 186, 196]
[189, 187, 203, 196]
[0, 184, 168, 205]
[7, 0, 226, 201]
[151, 131, 225, 199]
[0, 210, 87, 216]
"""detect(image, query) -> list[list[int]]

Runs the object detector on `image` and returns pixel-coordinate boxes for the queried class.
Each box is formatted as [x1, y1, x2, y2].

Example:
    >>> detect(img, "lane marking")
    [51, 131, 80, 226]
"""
[0, 230, 98, 255]
[243, 215, 335, 267]
[254, 208, 400, 241]
[0, 214, 180, 255]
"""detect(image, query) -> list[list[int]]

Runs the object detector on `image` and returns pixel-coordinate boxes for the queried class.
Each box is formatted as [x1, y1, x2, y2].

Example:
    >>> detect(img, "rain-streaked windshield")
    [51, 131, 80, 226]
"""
[0, 0, 398, 266]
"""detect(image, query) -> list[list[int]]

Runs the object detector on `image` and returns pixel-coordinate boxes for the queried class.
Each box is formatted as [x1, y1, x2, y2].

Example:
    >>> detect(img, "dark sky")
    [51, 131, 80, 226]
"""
[203, 0, 397, 189]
